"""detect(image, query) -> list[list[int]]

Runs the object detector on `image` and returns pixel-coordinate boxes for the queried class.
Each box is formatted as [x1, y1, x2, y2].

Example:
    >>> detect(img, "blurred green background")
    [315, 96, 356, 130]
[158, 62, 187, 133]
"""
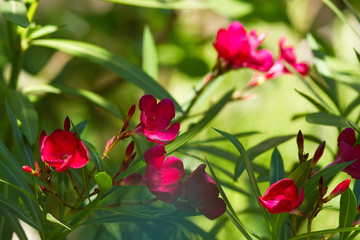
[2, 0, 360, 239]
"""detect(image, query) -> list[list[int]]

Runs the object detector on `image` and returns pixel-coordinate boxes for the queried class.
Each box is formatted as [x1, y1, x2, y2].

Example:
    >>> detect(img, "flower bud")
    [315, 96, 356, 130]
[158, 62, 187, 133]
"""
[125, 141, 135, 159]
[327, 178, 351, 201]
[312, 141, 325, 166]
[122, 173, 142, 186]
[64, 116, 70, 131]
[22, 165, 39, 176]
[297, 130, 304, 153]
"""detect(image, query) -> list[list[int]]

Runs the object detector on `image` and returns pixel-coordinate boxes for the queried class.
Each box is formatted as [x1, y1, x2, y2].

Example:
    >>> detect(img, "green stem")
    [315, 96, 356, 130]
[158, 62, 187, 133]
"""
[67, 170, 82, 200]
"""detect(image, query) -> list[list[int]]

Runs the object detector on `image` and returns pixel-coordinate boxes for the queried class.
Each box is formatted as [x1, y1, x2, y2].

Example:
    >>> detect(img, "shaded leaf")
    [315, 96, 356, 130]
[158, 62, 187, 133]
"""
[31, 39, 182, 112]
[306, 112, 354, 128]
[7, 89, 38, 145]
[295, 89, 328, 113]
[23, 84, 124, 120]
[0, 0, 30, 28]
[83, 140, 104, 173]
[270, 147, 284, 185]
[288, 160, 311, 189]
[339, 188, 357, 240]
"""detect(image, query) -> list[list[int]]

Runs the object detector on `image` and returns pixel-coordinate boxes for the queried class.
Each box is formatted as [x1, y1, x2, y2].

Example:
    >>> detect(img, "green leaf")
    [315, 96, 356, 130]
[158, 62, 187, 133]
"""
[46, 213, 72, 231]
[213, 129, 271, 228]
[344, 95, 360, 117]
[306, 112, 354, 128]
[289, 227, 360, 240]
[322, 0, 360, 40]
[23, 84, 124, 120]
[0, 179, 38, 206]
[7, 89, 38, 145]
[206, 159, 254, 240]
[83, 141, 104, 173]
[31, 39, 183, 113]
[234, 135, 295, 181]
[142, 25, 158, 80]
[27, 24, 58, 40]
[94, 172, 113, 196]
[0, 209, 27, 240]
[0, 196, 40, 230]
[353, 179, 360, 204]
[295, 89, 328, 113]
[270, 148, 284, 185]
[0, 0, 30, 28]
[271, 213, 289, 237]
[304, 161, 354, 196]
[288, 160, 311, 189]
[72, 119, 88, 136]
[5, 100, 34, 167]
[165, 90, 233, 154]
[339, 188, 357, 240]
[102, 0, 212, 9]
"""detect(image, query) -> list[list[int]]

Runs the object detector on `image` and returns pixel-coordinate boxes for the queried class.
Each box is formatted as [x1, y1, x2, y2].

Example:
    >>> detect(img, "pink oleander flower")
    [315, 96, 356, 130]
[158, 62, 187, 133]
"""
[144, 145, 186, 203]
[134, 94, 180, 145]
[330, 128, 360, 179]
[265, 37, 309, 80]
[183, 164, 226, 220]
[328, 178, 351, 200]
[259, 178, 304, 214]
[213, 21, 273, 71]
[39, 117, 89, 172]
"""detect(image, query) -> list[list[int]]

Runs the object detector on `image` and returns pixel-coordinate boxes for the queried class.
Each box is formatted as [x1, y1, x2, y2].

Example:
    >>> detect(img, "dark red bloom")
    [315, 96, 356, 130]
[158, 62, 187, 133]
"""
[331, 128, 360, 179]
[144, 145, 185, 203]
[259, 178, 304, 214]
[134, 94, 180, 145]
[183, 164, 226, 220]
[265, 38, 309, 80]
[40, 117, 89, 172]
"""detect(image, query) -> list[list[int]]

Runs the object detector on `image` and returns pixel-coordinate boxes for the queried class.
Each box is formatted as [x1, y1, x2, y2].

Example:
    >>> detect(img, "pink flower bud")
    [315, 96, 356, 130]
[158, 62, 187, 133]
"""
[22, 165, 33, 173]
[329, 178, 351, 199]
[122, 173, 142, 186]
[127, 104, 136, 119]
[125, 141, 135, 159]
[259, 179, 304, 214]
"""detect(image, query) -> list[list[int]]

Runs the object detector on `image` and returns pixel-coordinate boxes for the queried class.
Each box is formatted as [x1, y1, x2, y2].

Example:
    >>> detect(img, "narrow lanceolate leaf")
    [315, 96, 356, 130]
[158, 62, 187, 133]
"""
[306, 112, 354, 128]
[0, 0, 30, 28]
[304, 161, 354, 196]
[288, 160, 311, 190]
[0, 209, 27, 240]
[0, 197, 40, 230]
[353, 179, 360, 204]
[5, 100, 34, 167]
[165, 90, 233, 154]
[142, 25, 158, 80]
[306, 34, 339, 106]
[46, 213, 72, 230]
[234, 135, 295, 181]
[339, 188, 357, 240]
[27, 25, 59, 40]
[103, 0, 211, 9]
[0, 179, 38, 205]
[213, 129, 271, 227]
[7, 89, 39, 145]
[31, 39, 182, 112]
[83, 141, 104, 172]
[23, 84, 124, 120]
[295, 89, 328, 113]
[270, 148, 284, 185]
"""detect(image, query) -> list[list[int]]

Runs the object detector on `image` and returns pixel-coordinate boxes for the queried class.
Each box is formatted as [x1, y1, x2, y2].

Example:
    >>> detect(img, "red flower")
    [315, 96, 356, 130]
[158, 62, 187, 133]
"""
[259, 178, 304, 214]
[40, 117, 89, 172]
[213, 21, 273, 71]
[134, 94, 180, 145]
[183, 164, 226, 220]
[265, 38, 309, 80]
[144, 145, 185, 203]
[331, 128, 360, 179]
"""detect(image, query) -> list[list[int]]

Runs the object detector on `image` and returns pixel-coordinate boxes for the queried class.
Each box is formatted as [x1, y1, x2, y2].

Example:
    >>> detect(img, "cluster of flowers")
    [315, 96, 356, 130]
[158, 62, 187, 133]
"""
[258, 128, 360, 215]
[23, 94, 226, 220]
[213, 21, 309, 86]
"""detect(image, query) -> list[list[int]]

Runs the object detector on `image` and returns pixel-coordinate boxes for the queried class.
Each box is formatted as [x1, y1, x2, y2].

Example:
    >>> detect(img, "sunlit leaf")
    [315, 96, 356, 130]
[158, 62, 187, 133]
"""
[31, 39, 182, 113]
[289, 227, 360, 240]
[142, 25, 158, 80]
[46, 213, 72, 230]
[295, 89, 328, 113]
[27, 24, 58, 40]
[103, 0, 211, 9]
[339, 188, 357, 240]
[94, 172, 113, 196]
[0, 0, 30, 28]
